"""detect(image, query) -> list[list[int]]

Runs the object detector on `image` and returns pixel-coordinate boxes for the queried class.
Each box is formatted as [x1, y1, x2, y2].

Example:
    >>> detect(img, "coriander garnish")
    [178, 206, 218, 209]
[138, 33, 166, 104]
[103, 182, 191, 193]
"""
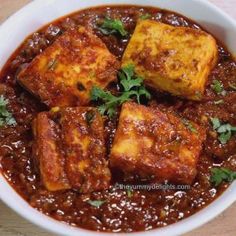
[0, 95, 16, 127]
[211, 80, 224, 94]
[87, 200, 106, 208]
[210, 117, 236, 144]
[98, 17, 128, 37]
[210, 167, 236, 186]
[139, 13, 152, 20]
[90, 64, 151, 118]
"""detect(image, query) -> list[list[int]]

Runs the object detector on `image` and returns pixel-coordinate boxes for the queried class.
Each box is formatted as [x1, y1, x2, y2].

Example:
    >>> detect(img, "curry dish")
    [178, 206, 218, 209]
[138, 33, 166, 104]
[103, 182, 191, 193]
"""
[0, 5, 236, 233]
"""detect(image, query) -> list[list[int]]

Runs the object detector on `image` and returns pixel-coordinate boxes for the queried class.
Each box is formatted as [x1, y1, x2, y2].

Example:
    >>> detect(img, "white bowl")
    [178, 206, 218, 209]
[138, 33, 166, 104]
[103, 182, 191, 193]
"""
[0, 0, 235, 235]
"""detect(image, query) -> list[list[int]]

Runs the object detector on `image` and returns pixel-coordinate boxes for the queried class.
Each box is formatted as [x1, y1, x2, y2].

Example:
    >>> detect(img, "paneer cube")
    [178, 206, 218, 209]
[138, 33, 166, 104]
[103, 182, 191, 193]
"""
[32, 107, 111, 192]
[122, 20, 218, 100]
[110, 102, 206, 185]
[32, 112, 70, 191]
[59, 107, 111, 192]
[18, 27, 120, 107]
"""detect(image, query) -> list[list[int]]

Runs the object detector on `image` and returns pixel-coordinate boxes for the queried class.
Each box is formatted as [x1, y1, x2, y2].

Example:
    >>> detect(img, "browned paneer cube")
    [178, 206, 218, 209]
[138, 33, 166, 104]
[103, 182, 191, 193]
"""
[59, 107, 111, 192]
[18, 26, 120, 107]
[32, 107, 111, 192]
[110, 102, 206, 185]
[122, 20, 218, 100]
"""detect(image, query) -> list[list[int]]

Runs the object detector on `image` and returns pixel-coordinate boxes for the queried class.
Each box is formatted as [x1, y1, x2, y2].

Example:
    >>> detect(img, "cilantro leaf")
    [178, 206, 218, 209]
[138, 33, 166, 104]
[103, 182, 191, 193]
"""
[118, 64, 142, 91]
[211, 80, 224, 94]
[137, 86, 151, 104]
[211, 79, 226, 96]
[210, 118, 236, 144]
[139, 13, 152, 20]
[218, 131, 231, 144]
[90, 65, 151, 118]
[210, 167, 236, 186]
[87, 200, 106, 208]
[0, 95, 16, 127]
[98, 17, 128, 37]
[210, 117, 221, 130]
[217, 124, 233, 133]
[118, 64, 151, 101]
[90, 87, 121, 117]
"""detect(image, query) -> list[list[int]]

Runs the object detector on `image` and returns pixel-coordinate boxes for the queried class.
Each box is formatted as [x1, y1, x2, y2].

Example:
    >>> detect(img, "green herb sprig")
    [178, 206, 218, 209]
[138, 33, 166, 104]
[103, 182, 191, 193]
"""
[210, 167, 236, 186]
[87, 200, 106, 208]
[91, 64, 151, 118]
[211, 80, 226, 96]
[0, 95, 16, 127]
[98, 17, 128, 37]
[139, 13, 152, 20]
[210, 118, 236, 144]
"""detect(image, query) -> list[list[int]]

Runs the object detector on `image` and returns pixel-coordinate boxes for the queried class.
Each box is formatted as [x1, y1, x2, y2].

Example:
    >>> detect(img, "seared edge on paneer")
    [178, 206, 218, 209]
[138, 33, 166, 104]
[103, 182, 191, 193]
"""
[122, 20, 218, 100]
[32, 107, 111, 193]
[110, 102, 206, 185]
[18, 26, 120, 107]
[32, 112, 70, 191]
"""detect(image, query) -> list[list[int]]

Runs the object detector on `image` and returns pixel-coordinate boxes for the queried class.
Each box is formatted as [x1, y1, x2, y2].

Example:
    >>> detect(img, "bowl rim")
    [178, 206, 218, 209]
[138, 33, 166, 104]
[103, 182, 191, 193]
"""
[0, 0, 236, 235]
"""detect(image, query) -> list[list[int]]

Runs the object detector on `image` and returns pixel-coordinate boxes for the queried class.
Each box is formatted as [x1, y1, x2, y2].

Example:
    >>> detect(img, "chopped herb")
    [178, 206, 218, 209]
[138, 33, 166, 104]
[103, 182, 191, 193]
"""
[90, 87, 119, 117]
[90, 64, 151, 118]
[85, 110, 95, 125]
[98, 17, 128, 37]
[87, 200, 106, 208]
[126, 187, 133, 198]
[214, 99, 224, 105]
[211, 80, 224, 94]
[182, 118, 198, 134]
[210, 117, 221, 130]
[218, 132, 231, 144]
[139, 13, 152, 20]
[47, 58, 58, 71]
[0, 95, 16, 127]
[210, 167, 236, 186]
[210, 117, 236, 144]
[229, 82, 236, 91]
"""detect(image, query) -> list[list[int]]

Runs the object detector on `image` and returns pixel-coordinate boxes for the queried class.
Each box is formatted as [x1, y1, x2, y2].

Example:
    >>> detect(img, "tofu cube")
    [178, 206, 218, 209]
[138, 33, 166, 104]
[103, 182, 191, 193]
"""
[122, 20, 218, 100]
[110, 102, 206, 184]
[32, 107, 111, 192]
[18, 27, 120, 107]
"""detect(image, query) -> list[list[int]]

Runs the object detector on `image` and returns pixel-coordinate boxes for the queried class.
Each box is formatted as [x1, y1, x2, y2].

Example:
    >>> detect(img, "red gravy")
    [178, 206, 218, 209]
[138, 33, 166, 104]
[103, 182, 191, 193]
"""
[0, 5, 235, 233]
